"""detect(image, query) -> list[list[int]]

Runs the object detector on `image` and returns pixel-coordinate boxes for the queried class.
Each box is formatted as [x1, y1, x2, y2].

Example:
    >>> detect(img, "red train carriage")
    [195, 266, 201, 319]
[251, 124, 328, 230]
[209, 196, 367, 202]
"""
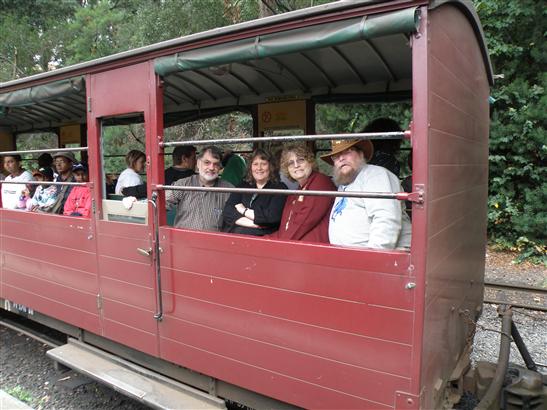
[0, 1, 493, 408]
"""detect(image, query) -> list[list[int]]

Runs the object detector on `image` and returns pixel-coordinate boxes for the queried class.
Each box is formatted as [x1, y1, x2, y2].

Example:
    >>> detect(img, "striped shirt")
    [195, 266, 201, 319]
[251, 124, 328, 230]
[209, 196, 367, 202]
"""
[166, 174, 233, 231]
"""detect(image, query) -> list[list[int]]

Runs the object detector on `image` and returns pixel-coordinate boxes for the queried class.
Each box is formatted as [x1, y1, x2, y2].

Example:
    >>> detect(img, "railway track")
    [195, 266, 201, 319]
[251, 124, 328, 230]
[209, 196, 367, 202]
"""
[484, 280, 547, 312]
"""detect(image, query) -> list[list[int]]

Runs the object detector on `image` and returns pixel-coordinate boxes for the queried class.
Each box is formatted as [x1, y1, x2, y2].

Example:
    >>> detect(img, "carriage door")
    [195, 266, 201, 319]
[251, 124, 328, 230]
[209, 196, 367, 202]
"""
[87, 62, 160, 356]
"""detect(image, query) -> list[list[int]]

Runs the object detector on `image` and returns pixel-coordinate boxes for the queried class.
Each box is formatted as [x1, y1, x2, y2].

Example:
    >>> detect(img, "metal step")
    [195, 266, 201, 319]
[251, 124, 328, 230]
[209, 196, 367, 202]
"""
[46, 338, 226, 410]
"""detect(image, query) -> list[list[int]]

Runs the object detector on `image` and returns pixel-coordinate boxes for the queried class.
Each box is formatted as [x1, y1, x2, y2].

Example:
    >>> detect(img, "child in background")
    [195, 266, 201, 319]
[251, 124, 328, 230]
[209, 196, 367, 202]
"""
[17, 188, 31, 210]
[28, 167, 57, 212]
[63, 163, 91, 217]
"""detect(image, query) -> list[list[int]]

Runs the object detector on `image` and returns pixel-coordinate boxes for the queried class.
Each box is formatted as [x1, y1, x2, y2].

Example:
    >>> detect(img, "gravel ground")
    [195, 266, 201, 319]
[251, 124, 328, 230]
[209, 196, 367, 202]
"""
[1, 248, 545, 409]
[0, 325, 151, 410]
[472, 249, 547, 367]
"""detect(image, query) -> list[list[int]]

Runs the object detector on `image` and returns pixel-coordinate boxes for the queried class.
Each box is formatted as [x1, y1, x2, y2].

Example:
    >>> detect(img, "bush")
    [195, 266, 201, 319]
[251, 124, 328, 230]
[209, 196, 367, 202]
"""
[476, 0, 546, 263]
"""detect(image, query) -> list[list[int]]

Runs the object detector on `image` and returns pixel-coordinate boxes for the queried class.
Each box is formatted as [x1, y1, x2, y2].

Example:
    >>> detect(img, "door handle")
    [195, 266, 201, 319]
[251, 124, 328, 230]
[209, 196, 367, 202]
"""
[137, 247, 152, 257]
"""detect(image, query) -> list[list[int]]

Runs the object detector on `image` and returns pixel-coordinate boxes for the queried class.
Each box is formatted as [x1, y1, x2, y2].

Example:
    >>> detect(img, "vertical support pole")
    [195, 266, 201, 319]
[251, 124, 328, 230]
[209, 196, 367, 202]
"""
[407, 5, 429, 406]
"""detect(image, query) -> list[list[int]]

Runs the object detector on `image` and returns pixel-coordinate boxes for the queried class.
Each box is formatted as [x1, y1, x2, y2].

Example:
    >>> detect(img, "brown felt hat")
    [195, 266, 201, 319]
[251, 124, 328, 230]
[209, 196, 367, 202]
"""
[320, 139, 374, 165]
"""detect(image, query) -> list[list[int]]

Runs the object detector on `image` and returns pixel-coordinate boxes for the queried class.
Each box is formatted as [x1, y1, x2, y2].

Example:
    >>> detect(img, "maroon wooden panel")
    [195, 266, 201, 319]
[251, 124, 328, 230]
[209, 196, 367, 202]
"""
[0, 211, 100, 329]
[160, 338, 402, 410]
[3, 268, 97, 312]
[100, 277, 155, 311]
[429, 129, 488, 166]
[2, 284, 100, 332]
[95, 226, 158, 353]
[161, 336, 395, 409]
[87, 61, 160, 356]
[428, 185, 487, 250]
[161, 265, 412, 343]
[98, 255, 154, 288]
[419, 5, 490, 409]
[1, 212, 95, 252]
[2, 236, 97, 274]
[89, 62, 151, 117]
[159, 226, 414, 407]
[161, 227, 411, 274]
[160, 228, 413, 306]
[3, 253, 97, 294]
[102, 317, 157, 355]
[101, 298, 156, 334]
[161, 292, 412, 376]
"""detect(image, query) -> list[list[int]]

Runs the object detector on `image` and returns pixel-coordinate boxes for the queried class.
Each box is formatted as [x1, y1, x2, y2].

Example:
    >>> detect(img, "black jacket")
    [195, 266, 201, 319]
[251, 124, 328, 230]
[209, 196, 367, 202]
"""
[223, 180, 287, 236]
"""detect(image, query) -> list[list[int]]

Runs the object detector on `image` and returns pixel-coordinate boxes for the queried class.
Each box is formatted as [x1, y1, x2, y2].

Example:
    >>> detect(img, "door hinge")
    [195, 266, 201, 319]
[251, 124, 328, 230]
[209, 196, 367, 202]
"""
[87, 97, 92, 112]
[96, 294, 102, 310]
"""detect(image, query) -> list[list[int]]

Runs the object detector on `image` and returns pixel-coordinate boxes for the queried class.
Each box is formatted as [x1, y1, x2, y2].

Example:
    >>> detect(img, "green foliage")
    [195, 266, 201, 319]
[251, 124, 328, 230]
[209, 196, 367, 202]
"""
[0, 0, 75, 80]
[475, 0, 546, 262]
[6, 386, 33, 403]
[65, 1, 128, 64]
[315, 102, 412, 176]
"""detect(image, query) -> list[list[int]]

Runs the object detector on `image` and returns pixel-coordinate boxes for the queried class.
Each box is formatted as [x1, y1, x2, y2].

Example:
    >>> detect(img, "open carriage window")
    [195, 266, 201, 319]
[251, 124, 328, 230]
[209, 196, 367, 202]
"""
[162, 111, 253, 227]
[15, 132, 59, 174]
[100, 116, 148, 224]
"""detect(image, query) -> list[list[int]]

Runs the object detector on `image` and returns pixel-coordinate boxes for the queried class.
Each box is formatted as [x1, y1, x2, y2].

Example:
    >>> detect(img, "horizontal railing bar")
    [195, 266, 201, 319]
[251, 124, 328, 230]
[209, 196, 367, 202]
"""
[156, 184, 410, 200]
[160, 131, 411, 148]
[0, 147, 88, 156]
[1, 180, 88, 187]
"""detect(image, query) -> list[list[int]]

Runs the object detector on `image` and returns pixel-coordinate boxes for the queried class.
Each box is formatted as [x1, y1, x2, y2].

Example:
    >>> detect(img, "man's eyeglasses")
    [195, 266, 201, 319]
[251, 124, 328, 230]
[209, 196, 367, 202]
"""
[201, 160, 221, 169]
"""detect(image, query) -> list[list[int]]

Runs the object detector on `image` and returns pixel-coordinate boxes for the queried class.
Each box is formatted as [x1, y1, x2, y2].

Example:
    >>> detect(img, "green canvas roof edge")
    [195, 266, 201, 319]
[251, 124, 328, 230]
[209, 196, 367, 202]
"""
[154, 7, 420, 77]
[0, 76, 85, 109]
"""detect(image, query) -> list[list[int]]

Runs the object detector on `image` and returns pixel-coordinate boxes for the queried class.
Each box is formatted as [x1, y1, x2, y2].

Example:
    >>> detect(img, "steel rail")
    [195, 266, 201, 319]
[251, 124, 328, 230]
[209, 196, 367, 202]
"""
[484, 281, 546, 312]
[160, 131, 411, 147]
[484, 281, 547, 294]
[0, 146, 88, 156]
[156, 184, 415, 201]
[0, 318, 62, 348]
[483, 299, 547, 312]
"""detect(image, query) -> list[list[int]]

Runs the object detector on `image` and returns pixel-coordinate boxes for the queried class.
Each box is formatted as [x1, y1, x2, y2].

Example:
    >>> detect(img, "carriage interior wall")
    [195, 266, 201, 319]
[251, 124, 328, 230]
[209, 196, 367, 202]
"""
[0, 1, 492, 408]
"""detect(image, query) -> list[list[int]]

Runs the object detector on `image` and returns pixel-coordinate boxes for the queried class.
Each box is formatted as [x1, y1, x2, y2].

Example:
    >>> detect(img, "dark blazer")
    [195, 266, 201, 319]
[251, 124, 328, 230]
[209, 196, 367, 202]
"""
[268, 171, 335, 243]
[223, 180, 287, 236]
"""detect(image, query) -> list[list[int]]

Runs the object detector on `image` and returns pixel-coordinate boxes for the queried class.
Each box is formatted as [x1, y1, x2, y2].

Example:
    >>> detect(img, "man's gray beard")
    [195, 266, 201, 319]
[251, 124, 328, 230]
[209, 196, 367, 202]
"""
[333, 165, 361, 186]
[199, 172, 218, 183]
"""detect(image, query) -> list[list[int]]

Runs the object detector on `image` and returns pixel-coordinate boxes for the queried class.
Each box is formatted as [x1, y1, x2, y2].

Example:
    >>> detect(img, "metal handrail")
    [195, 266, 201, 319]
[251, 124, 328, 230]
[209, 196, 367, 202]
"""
[148, 192, 164, 321]
[160, 131, 411, 147]
[157, 184, 416, 202]
[0, 180, 88, 187]
[0, 146, 88, 156]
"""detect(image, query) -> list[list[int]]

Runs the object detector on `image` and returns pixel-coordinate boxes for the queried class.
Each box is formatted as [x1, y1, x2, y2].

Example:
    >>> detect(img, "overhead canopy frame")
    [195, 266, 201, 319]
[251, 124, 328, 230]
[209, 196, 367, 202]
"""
[155, 7, 420, 76]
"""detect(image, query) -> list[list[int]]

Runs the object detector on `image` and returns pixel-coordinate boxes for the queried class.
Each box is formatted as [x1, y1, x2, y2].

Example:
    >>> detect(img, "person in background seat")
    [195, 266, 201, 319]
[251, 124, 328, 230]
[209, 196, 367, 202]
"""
[365, 118, 403, 177]
[165, 145, 196, 185]
[166, 146, 233, 231]
[322, 139, 411, 249]
[37, 152, 56, 178]
[268, 144, 335, 243]
[223, 149, 287, 236]
[220, 150, 246, 187]
[27, 167, 57, 212]
[63, 163, 92, 217]
[1, 154, 34, 209]
[115, 149, 146, 195]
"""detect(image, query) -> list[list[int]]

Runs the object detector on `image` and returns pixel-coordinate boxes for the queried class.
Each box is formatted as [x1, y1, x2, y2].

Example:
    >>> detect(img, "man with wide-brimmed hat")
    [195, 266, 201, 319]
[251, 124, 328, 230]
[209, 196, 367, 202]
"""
[321, 138, 411, 249]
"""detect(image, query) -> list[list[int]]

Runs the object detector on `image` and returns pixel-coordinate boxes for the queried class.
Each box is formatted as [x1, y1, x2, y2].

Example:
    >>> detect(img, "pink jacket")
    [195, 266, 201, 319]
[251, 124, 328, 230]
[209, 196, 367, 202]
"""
[63, 186, 92, 217]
